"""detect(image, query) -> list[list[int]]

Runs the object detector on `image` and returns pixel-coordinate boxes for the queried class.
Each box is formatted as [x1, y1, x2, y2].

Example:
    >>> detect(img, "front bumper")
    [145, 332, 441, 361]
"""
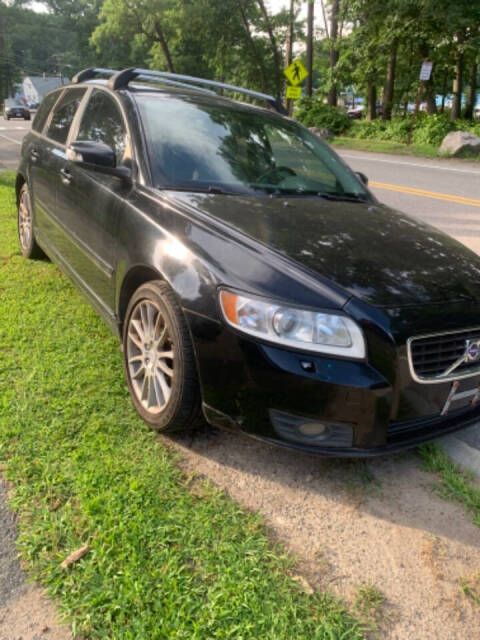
[187, 311, 480, 456]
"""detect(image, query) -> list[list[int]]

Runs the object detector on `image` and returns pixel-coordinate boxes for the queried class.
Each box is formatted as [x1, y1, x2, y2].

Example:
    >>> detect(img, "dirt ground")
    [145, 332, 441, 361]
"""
[166, 427, 480, 640]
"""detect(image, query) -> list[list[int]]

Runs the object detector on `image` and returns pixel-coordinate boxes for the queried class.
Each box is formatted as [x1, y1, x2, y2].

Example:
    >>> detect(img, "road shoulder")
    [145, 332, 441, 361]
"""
[0, 476, 71, 640]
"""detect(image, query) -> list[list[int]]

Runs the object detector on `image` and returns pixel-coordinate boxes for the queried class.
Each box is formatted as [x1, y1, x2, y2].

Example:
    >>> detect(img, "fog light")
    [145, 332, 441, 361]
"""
[269, 409, 354, 448]
[298, 422, 328, 437]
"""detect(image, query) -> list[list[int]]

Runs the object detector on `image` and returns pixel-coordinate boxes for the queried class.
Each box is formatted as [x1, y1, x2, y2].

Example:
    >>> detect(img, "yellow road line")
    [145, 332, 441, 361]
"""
[370, 181, 480, 208]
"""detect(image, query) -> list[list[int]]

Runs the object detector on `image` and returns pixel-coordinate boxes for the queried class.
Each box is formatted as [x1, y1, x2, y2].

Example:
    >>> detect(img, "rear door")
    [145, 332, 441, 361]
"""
[27, 89, 63, 240]
[55, 88, 130, 312]
[31, 88, 87, 254]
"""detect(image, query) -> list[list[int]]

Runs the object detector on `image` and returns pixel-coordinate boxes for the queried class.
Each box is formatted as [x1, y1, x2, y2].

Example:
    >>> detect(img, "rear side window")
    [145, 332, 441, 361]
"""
[32, 91, 60, 133]
[76, 90, 127, 164]
[46, 88, 86, 145]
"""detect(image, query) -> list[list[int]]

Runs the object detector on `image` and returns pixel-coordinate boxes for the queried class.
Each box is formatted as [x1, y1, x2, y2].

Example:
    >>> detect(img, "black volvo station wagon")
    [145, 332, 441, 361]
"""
[16, 67, 480, 456]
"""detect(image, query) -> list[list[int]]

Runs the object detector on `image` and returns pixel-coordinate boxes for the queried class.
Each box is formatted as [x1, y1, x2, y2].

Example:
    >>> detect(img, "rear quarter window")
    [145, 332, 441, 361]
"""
[32, 91, 61, 133]
[46, 88, 86, 145]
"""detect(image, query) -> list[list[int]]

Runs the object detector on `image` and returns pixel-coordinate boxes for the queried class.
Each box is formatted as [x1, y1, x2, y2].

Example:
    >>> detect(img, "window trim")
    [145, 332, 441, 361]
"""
[43, 87, 88, 148]
[68, 86, 131, 165]
[32, 89, 64, 135]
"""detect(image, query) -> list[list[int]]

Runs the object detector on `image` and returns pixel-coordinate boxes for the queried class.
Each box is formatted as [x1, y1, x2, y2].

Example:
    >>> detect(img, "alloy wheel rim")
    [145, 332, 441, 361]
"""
[18, 190, 32, 251]
[126, 300, 174, 413]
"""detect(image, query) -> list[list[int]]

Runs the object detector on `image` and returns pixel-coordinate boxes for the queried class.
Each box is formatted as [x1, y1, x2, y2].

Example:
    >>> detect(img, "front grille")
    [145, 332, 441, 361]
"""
[408, 327, 480, 382]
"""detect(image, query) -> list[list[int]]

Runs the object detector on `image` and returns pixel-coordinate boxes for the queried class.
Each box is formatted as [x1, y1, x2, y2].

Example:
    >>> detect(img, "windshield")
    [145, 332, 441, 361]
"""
[136, 94, 370, 200]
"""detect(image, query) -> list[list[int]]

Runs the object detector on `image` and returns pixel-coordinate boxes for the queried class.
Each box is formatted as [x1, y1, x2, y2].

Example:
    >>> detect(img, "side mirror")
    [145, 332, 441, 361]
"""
[66, 141, 131, 182]
[355, 171, 368, 186]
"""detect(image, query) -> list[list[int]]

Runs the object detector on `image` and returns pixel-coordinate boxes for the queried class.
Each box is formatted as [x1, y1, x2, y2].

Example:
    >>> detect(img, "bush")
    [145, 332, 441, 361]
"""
[383, 117, 412, 143]
[348, 120, 387, 139]
[411, 113, 456, 146]
[295, 98, 351, 135]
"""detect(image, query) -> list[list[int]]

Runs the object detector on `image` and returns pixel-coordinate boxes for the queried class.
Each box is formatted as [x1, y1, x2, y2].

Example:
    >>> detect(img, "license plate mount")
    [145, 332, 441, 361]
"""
[441, 380, 480, 416]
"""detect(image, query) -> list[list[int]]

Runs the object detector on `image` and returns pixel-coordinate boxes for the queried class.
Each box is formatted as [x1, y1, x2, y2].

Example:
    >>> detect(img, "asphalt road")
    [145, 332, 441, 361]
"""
[336, 148, 480, 255]
[0, 118, 30, 170]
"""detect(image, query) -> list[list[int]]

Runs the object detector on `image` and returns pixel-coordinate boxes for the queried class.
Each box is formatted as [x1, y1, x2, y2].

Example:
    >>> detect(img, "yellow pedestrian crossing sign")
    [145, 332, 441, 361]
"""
[284, 60, 308, 86]
[286, 85, 302, 100]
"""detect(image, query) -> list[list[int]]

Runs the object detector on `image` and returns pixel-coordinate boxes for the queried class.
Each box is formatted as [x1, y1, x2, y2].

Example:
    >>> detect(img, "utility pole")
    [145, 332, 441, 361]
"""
[286, 0, 295, 114]
[306, 0, 314, 97]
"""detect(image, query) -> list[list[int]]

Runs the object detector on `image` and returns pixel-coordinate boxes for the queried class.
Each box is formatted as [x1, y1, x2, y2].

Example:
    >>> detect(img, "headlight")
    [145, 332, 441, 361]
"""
[219, 290, 366, 359]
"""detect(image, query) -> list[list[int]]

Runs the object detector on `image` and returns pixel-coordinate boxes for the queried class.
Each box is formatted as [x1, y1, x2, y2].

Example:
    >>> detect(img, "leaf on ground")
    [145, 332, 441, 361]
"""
[61, 545, 89, 569]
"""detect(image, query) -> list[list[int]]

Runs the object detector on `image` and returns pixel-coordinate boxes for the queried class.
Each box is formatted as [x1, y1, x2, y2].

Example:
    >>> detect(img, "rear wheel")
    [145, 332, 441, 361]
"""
[123, 280, 201, 432]
[17, 183, 45, 259]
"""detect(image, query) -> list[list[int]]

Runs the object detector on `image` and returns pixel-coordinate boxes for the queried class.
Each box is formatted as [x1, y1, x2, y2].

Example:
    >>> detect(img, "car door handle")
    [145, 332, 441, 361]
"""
[30, 149, 40, 162]
[60, 167, 72, 185]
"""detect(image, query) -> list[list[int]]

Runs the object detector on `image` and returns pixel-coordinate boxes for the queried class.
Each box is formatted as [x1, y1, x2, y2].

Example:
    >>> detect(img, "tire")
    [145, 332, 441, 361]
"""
[17, 183, 45, 259]
[123, 280, 201, 432]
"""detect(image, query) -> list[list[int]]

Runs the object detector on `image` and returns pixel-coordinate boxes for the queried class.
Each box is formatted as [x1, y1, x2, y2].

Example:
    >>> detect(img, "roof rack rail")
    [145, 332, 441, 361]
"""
[72, 67, 117, 84]
[108, 68, 287, 115]
[109, 69, 217, 97]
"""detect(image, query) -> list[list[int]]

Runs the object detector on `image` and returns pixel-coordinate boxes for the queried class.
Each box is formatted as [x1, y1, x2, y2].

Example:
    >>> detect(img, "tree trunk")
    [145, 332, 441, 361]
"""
[154, 22, 175, 73]
[286, 0, 295, 115]
[382, 42, 397, 120]
[327, 0, 339, 106]
[465, 60, 478, 120]
[450, 32, 464, 121]
[256, 0, 282, 99]
[366, 81, 376, 121]
[424, 77, 437, 115]
[440, 70, 448, 113]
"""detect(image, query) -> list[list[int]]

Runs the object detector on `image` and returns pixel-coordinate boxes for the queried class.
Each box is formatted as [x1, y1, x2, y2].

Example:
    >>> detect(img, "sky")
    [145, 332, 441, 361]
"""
[267, 0, 326, 30]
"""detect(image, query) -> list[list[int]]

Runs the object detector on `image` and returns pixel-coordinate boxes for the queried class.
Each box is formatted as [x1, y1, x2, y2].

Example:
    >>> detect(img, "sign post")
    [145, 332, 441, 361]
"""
[408, 61, 433, 145]
[284, 59, 308, 109]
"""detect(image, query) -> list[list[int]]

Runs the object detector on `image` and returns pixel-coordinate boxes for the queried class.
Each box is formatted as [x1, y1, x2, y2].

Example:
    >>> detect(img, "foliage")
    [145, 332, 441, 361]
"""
[0, 172, 365, 638]
[347, 119, 387, 140]
[411, 113, 456, 146]
[295, 97, 351, 134]
[90, 0, 289, 98]
[346, 112, 479, 147]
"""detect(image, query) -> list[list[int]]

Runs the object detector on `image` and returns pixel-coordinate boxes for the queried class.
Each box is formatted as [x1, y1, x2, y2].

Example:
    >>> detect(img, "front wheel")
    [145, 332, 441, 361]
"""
[17, 183, 45, 259]
[123, 280, 201, 432]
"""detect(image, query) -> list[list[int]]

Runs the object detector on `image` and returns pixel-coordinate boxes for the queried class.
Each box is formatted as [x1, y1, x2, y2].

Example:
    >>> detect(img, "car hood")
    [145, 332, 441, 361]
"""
[171, 192, 480, 307]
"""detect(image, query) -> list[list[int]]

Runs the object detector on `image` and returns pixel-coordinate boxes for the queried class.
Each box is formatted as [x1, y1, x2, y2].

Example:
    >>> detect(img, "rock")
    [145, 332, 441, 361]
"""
[439, 130, 480, 156]
[309, 127, 334, 141]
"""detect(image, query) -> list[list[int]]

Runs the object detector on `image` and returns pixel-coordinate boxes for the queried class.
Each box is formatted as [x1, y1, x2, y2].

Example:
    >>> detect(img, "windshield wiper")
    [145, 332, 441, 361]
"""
[161, 185, 241, 195]
[316, 191, 369, 203]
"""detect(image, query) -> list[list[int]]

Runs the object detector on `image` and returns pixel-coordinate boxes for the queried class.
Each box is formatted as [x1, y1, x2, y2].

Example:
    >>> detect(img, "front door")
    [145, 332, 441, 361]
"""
[55, 88, 130, 313]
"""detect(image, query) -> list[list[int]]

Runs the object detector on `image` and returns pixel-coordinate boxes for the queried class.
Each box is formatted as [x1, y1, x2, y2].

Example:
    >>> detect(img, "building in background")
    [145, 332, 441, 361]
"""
[22, 76, 68, 106]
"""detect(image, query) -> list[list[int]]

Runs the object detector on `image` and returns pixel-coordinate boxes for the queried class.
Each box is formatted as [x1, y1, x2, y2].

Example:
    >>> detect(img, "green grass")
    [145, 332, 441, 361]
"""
[331, 136, 443, 158]
[353, 582, 386, 634]
[460, 573, 480, 606]
[419, 444, 480, 527]
[0, 171, 364, 638]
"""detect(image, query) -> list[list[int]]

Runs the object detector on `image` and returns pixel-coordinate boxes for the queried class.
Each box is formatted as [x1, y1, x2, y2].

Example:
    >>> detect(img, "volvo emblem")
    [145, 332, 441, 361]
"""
[465, 339, 480, 363]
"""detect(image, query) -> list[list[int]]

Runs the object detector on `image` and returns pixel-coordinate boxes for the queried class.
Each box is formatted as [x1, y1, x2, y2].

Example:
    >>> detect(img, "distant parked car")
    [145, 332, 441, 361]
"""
[3, 99, 30, 120]
[347, 106, 363, 119]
